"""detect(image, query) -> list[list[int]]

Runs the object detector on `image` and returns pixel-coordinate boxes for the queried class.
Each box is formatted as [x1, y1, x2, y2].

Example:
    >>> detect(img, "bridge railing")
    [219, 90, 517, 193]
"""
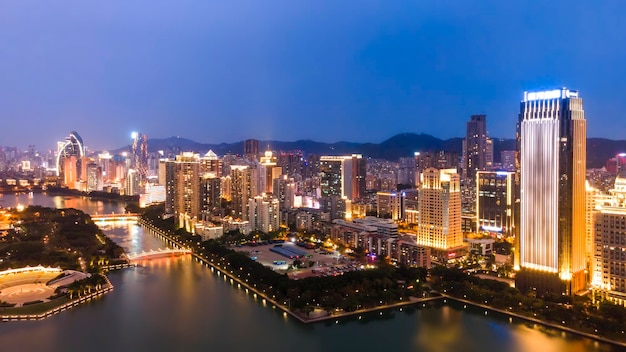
[90, 213, 139, 221]
[127, 248, 192, 260]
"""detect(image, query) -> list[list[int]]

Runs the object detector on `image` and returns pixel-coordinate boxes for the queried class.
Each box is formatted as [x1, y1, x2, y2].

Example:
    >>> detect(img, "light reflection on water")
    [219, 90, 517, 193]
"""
[0, 194, 619, 352]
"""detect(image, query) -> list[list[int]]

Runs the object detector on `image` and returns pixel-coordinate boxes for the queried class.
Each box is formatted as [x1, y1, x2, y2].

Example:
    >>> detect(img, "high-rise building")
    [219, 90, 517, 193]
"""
[417, 168, 464, 261]
[516, 88, 586, 295]
[259, 150, 282, 194]
[414, 151, 459, 186]
[376, 191, 404, 220]
[592, 176, 626, 305]
[230, 165, 254, 221]
[248, 196, 280, 233]
[201, 172, 222, 215]
[125, 169, 141, 196]
[86, 163, 103, 192]
[319, 154, 366, 200]
[476, 171, 515, 237]
[162, 159, 176, 214]
[397, 157, 416, 186]
[201, 150, 221, 175]
[243, 139, 260, 161]
[462, 115, 493, 180]
[63, 155, 78, 189]
[273, 175, 295, 211]
[131, 132, 149, 181]
[586, 182, 600, 278]
[277, 151, 304, 177]
[169, 152, 202, 226]
[56, 131, 85, 187]
[500, 151, 517, 172]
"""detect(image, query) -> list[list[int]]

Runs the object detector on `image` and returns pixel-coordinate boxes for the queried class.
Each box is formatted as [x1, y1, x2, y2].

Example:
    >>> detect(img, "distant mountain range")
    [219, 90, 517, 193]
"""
[113, 133, 626, 169]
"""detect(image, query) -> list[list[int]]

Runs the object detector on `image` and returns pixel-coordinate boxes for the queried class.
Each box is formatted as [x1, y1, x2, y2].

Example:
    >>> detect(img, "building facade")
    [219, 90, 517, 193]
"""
[592, 176, 626, 305]
[462, 114, 493, 180]
[516, 88, 586, 295]
[476, 171, 515, 237]
[417, 168, 465, 261]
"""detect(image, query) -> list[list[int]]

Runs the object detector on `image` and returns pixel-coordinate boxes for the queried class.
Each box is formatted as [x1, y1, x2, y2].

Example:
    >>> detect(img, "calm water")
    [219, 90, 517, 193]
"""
[0, 193, 617, 352]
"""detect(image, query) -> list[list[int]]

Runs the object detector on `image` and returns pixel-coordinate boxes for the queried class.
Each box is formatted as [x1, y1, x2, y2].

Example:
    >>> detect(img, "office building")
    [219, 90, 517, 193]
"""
[131, 132, 149, 180]
[462, 114, 493, 180]
[516, 88, 586, 295]
[243, 139, 260, 161]
[414, 151, 459, 186]
[417, 168, 465, 260]
[273, 175, 295, 211]
[501, 151, 517, 172]
[319, 154, 366, 200]
[476, 171, 515, 237]
[376, 191, 404, 220]
[259, 150, 282, 194]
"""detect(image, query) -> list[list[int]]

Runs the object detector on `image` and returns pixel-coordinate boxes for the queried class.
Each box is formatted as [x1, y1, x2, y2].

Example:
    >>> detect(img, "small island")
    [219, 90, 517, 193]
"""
[0, 205, 125, 320]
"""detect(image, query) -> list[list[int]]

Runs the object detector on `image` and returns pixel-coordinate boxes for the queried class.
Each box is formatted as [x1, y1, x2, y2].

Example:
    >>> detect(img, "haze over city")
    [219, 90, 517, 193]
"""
[2, 1, 626, 150]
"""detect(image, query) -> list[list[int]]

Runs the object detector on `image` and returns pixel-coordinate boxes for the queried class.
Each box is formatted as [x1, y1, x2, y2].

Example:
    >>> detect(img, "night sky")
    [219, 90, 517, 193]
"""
[1, 1, 625, 151]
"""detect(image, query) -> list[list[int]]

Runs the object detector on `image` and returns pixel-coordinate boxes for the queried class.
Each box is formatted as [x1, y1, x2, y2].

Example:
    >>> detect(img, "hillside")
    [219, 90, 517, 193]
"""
[114, 133, 626, 169]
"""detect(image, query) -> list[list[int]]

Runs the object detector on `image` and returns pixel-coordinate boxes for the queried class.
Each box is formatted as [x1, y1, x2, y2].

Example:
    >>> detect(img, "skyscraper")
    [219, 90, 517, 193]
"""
[172, 152, 202, 225]
[230, 165, 254, 221]
[319, 154, 366, 200]
[131, 132, 149, 181]
[462, 115, 493, 180]
[516, 88, 586, 295]
[476, 171, 515, 237]
[243, 139, 260, 161]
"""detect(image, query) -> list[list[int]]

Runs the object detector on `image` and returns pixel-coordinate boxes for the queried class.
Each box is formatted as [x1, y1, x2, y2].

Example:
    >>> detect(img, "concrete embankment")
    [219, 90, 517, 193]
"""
[138, 218, 446, 324]
[444, 295, 626, 348]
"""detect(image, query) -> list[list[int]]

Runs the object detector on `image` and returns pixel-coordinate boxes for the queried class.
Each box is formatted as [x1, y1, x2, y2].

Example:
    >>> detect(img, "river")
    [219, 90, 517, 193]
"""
[0, 193, 617, 352]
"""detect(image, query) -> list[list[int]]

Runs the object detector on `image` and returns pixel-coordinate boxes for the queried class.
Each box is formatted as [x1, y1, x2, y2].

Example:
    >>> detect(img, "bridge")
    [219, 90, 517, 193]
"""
[127, 248, 192, 261]
[91, 213, 138, 222]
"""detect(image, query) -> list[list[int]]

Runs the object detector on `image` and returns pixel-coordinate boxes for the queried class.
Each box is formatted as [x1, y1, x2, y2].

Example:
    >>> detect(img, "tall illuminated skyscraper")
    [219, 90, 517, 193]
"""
[516, 88, 586, 295]
[131, 132, 149, 181]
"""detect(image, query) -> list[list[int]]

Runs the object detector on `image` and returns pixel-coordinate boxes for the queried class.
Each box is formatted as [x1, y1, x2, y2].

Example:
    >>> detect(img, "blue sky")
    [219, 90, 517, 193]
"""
[1, 1, 625, 150]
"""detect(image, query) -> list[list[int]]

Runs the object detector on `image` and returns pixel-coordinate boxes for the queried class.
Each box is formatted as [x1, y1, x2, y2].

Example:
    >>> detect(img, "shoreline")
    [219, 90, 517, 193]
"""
[443, 295, 626, 349]
[0, 190, 134, 204]
[139, 218, 437, 323]
[138, 218, 626, 348]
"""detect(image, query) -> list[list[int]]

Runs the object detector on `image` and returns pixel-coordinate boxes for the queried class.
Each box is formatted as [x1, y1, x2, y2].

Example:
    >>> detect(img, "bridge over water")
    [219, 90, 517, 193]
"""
[127, 248, 192, 261]
[90, 213, 138, 222]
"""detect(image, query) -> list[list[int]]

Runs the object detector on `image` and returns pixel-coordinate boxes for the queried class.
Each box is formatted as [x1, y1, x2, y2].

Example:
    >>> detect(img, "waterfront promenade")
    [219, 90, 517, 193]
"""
[138, 217, 441, 323]
[444, 294, 626, 349]
[137, 216, 626, 348]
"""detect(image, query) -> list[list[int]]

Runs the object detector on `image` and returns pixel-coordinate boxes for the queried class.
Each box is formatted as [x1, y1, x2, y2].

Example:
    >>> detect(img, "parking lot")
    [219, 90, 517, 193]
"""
[233, 241, 361, 279]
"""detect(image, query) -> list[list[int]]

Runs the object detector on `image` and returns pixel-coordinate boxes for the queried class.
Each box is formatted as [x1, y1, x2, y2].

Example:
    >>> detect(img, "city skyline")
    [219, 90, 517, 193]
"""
[2, 1, 626, 150]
